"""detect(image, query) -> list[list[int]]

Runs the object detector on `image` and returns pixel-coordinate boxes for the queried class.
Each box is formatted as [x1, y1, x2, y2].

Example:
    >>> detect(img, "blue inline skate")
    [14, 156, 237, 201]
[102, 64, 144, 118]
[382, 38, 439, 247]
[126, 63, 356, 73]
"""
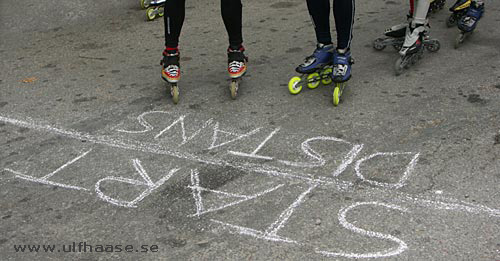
[455, 0, 484, 49]
[331, 49, 354, 106]
[288, 43, 334, 95]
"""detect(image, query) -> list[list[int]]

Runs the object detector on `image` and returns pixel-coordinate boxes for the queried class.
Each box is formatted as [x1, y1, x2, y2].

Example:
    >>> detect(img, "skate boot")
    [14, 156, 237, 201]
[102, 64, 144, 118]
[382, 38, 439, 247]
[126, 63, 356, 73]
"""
[146, 0, 165, 21]
[395, 22, 440, 76]
[447, 0, 471, 27]
[288, 43, 334, 95]
[373, 11, 415, 51]
[373, 22, 408, 51]
[455, 0, 484, 48]
[331, 49, 354, 106]
[227, 45, 248, 99]
[161, 48, 180, 104]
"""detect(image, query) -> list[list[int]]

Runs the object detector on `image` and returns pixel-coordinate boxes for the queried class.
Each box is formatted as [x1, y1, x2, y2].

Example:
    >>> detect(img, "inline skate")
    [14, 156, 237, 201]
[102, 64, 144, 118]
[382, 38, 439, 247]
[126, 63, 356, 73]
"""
[373, 0, 445, 51]
[161, 48, 180, 104]
[394, 22, 441, 76]
[331, 49, 354, 106]
[446, 0, 471, 27]
[373, 22, 409, 51]
[454, 0, 484, 49]
[288, 43, 334, 95]
[145, 0, 165, 21]
[227, 45, 248, 99]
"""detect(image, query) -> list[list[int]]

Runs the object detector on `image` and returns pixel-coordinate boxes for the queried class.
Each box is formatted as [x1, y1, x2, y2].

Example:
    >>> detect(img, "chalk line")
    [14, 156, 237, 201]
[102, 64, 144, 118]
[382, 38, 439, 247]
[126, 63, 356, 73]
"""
[188, 168, 284, 217]
[2, 114, 499, 218]
[0, 114, 352, 190]
[354, 152, 420, 189]
[279, 136, 360, 168]
[95, 159, 179, 207]
[265, 183, 318, 236]
[209, 122, 262, 150]
[115, 111, 169, 134]
[7, 169, 88, 191]
[317, 202, 408, 259]
[210, 219, 298, 244]
[228, 127, 280, 160]
[4, 149, 92, 191]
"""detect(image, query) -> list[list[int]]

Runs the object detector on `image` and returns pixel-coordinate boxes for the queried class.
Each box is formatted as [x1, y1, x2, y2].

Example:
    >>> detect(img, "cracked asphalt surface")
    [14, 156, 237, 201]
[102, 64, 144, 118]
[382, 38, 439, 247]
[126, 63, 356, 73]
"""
[0, 0, 499, 260]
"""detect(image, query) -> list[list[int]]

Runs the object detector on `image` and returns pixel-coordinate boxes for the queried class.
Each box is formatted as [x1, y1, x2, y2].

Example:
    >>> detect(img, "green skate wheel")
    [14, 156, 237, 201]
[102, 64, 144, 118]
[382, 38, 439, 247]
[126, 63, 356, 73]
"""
[146, 7, 156, 21]
[140, 0, 150, 9]
[321, 68, 333, 85]
[288, 76, 302, 95]
[333, 84, 341, 106]
[158, 7, 164, 17]
[307, 72, 320, 89]
[171, 84, 179, 104]
[230, 80, 238, 100]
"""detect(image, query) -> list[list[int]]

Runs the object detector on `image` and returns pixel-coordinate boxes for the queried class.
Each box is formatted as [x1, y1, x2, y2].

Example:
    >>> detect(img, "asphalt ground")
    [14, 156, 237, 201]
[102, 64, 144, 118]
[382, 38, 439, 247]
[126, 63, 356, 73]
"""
[0, 0, 499, 260]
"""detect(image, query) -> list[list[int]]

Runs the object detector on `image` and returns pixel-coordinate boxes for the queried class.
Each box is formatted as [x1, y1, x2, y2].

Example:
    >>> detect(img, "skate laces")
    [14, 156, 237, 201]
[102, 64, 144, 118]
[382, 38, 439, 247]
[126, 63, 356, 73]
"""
[165, 65, 179, 77]
[228, 46, 246, 73]
[333, 64, 348, 77]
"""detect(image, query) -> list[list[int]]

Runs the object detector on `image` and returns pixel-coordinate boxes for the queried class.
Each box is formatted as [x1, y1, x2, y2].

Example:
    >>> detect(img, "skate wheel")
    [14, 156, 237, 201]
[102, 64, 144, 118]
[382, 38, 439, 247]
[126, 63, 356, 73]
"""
[230, 80, 238, 100]
[446, 15, 457, 28]
[146, 7, 156, 21]
[373, 38, 386, 51]
[307, 73, 320, 89]
[395, 57, 405, 76]
[454, 33, 465, 49]
[288, 76, 302, 95]
[426, 40, 441, 52]
[321, 68, 333, 85]
[392, 43, 403, 51]
[158, 7, 164, 17]
[171, 85, 179, 104]
[140, 0, 150, 9]
[333, 84, 341, 106]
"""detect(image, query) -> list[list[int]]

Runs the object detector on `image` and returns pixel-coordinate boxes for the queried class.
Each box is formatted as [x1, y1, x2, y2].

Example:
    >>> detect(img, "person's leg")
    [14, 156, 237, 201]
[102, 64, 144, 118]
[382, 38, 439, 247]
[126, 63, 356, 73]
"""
[162, 0, 186, 83]
[400, 0, 430, 55]
[333, 0, 355, 50]
[413, 0, 430, 25]
[221, 0, 247, 79]
[294, 0, 334, 74]
[307, 0, 333, 45]
[164, 0, 186, 49]
[221, 0, 243, 49]
[331, 0, 355, 83]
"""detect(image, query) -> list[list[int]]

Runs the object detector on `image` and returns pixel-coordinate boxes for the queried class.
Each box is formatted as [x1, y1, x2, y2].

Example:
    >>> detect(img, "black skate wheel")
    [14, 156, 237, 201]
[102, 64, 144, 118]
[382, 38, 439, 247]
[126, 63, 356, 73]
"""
[425, 40, 441, 52]
[373, 38, 386, 51]
[446, 15, 457, 28]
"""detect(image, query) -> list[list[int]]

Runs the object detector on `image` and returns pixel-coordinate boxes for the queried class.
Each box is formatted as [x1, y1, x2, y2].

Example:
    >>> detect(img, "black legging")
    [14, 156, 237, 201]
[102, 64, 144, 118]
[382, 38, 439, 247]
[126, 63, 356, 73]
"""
[306, 0, 355, 50]
[164, 0, 243, 49]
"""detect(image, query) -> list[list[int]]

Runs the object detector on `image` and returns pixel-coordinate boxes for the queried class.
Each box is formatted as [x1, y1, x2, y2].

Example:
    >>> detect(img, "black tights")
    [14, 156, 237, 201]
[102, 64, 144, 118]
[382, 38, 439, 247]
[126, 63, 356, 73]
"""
[164, 0, 243, 49]
[306, 0, 355, 49]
